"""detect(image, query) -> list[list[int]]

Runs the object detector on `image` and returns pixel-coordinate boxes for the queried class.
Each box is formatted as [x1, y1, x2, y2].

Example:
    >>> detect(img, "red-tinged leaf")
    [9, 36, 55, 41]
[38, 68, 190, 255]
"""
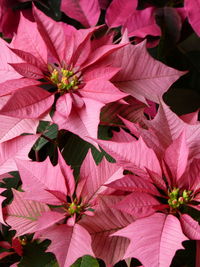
[33, 5, 66, 62]
[0, 251, 15, 259]
[105, 0, 137, 27]
[5, 189, 50, 237]
[180, 110, 199, 124]
[118, 116, 142, 138]
[185, 0, 200, 36]
[0, 115, 38, 143]
[12, 238, 23, 256]
[23, 190, 65, 207]
[82, 43, 126, 69]
[186, 159, 200, 192]
[15, 157, 67, 204]
[112, 213, 188, 267]
[96, 137, 162, 177]
[124, 7, 161, 38]
[58, 151, 75, 197]
[9, 63, 44, 80]
[164, 131, 189, 183]
[146, 169, 167, 191]
[71, 28, 97, 67]
[111, 129, 137, 142]
[100, 99, 146, 128]
[77, 150, 124, 203]
[0, 78, 43, 97]
[107, 174, 160, 196]
[0, 95, 10, 110]
[53, 98, 104, 147]
[0, 241, 11, 250]
[83, 66, 120, 82]
[0, 134, 39, 175]
[56, 93, 73, 118]
[36, 211, 66, 232]
[61, 0, 100, 28]
[80, 195, 134, 266]
[80, 79, 127, 104]
[10, 48, 47, 71]
[180, 214, 200, 240]
[110, 42, 184, 104]
[71, 93, 85, 109]
[38, 223, 94, 267]
[91, 31, 115, 50]
[12, 13, 47, 64]
[0, 86, 54, 118]
[146, 101, 200, 159]
[115, 192, 159, 218]
[98, 0, 111, 9]
[0, 38, 22, 83]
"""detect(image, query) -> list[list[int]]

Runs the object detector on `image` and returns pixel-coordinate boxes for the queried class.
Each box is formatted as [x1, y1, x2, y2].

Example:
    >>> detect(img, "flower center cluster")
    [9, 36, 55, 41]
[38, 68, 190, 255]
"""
[50, 68, 79, 93]
[168, 188, 192, 209]
[67, 201, 82, 216]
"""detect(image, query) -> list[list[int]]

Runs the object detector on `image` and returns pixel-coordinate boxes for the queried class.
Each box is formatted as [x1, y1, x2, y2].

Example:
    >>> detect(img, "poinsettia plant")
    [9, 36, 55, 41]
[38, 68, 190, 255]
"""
[0, 0, 199, 266]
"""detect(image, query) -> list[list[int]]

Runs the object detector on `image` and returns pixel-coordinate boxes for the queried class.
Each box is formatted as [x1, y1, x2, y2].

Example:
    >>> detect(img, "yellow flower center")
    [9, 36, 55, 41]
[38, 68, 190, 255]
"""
[168, 188, 192, 209]
[49, 67, 79, 93]
[67, 202, 82, 215]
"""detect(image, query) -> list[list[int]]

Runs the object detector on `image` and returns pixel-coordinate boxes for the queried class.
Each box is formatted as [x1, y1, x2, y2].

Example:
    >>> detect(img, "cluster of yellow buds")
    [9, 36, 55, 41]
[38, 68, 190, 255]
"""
[168, 188, 192, 209]
[50, 69, 59, 84]
[49, 68, 79, 93]
[67, 201, 82, 215]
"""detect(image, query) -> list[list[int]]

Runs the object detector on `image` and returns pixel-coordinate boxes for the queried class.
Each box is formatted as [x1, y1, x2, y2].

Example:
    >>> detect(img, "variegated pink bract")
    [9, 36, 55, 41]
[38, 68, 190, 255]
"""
[61, 0, 100, 28]
[0, 0, 33, 37]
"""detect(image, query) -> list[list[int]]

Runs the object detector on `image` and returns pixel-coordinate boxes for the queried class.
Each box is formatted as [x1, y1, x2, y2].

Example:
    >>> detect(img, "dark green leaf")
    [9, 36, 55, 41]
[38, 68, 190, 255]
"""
[18, 240, 55, 267]
[34, 124, 58, 151]
[72, 255, 99, 267]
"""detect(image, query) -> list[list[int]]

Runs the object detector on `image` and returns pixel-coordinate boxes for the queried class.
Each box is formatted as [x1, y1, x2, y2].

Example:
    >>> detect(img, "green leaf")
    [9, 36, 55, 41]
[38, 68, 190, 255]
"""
[37, 121, 50, 133]
[34, 124, 58, 151]
[35, 0, 61, 20]
[44, 260, 59, 267]
[62, 132, 115, 179]
[72, 255, 99, 267]
[18, 240, 56, 267]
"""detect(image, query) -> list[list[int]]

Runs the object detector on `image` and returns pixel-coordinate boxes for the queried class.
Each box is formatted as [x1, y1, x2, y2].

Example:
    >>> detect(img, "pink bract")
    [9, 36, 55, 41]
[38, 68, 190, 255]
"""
[0, 0, 33, 37]
[61, 0, 100, 28]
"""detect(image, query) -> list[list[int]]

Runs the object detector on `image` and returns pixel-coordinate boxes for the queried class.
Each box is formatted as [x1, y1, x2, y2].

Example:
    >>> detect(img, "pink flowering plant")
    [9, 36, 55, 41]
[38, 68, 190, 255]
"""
[0, 0, 199, 266]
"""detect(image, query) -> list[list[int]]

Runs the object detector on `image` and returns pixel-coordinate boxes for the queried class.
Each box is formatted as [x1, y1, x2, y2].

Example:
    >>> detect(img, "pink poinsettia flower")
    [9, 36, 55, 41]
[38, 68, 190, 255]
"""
[0, 6, 128, 145]
[96, 102, 200, 266]
[4, 150, 130, 266]
[0, 0, 33, 37]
